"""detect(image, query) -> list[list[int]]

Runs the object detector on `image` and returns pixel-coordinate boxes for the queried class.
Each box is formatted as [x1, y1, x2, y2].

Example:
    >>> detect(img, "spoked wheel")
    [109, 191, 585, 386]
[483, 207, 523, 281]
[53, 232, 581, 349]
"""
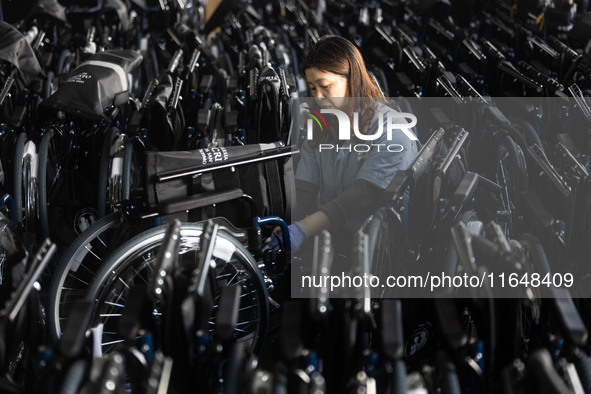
[86, 223, 269, 355]
[363, 207, 405, 299]
[493, 134, 528, 238]
[48, 211, 126, 343]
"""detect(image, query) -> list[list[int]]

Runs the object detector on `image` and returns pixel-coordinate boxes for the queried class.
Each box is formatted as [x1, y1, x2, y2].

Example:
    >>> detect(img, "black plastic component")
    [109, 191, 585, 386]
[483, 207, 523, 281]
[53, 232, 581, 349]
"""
[224, 110, 239, 132]
[384, 170, 410, 201]
[380, 299, 404, 360]
[199, 74, 215, 93]
[550, 287, 588, 347]
[527, 348, 574, 394]
[430, 107, 454, 129]
[58, 300, 94, 359]
[279, 301, 303, 361]
[118, 285, 147, 342]
[434, 299, 467, 350]
[409, 128, 446, 180]
[9, 106, 27, 128]
[486, 106, 511, 127]
[159, 188, 244, 215]
[520, 191, 555, 229]
[451, 171, 479, 206]
[197, 108, 211, 131]
[214, 285, 241, 344]
[395, 72, 415, 93]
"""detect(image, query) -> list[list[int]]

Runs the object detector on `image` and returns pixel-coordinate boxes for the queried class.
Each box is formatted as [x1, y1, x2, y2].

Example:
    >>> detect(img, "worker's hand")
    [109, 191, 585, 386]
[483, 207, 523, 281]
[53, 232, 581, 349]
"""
[264, 222, 308, 254]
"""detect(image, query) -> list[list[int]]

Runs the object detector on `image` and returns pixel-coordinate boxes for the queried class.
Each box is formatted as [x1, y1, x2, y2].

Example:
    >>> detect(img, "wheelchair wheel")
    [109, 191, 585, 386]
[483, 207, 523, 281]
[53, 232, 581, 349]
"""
[511, 118, 543, 153]
[517, 233, 552, 276]
[38, 129, 64, 240]
[13, 132, 26, 225]
[42, 71, 55, 100]
[57, 49, 73, 75]
[363, 207, 405, 299]
[97, 127, 121, 218]
[23, 142, 38, 232]
[120, 137, 144, 202]
[493, 134, 528, 238]
[516, 233, 549, 323]
[86, 223, 269, 355]
[48, 211, 125, 343]
[568, 179, 591, 263]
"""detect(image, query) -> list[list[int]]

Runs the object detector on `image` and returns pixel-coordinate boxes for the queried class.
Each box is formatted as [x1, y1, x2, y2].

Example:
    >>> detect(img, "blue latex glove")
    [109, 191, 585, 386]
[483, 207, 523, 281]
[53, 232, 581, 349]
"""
[266, 222, 308, 253]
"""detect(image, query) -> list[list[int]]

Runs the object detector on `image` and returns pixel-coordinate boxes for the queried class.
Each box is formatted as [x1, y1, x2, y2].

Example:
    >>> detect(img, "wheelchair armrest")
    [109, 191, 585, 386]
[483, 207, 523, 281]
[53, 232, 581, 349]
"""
[486, 106, 511, 128]
[158, 188, 244, 215]
[451, 171, 479, 206]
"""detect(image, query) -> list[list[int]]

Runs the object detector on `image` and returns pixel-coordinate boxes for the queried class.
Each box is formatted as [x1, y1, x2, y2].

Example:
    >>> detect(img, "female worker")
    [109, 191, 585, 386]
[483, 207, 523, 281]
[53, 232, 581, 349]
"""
[270, 35, 419, 253]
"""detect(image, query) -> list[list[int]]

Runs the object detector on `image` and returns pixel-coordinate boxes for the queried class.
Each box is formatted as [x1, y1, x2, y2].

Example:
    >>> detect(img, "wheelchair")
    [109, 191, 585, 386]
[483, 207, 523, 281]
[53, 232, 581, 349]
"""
[49, 140, 296, 355]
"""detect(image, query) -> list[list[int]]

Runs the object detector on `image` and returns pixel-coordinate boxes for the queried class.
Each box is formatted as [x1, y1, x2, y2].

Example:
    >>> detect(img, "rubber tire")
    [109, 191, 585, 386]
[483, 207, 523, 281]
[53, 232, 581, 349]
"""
[511, 118, 544, 154]
[43, 71, 54, 100]
[121, 139, 133, 202]
[13, 132, 27, 225]
[38, 130, 55, 240]
[568, 179, 591, 262]
[86, 223, 269, 354]
[57, 49, 73, 75]
[97, 128, 120, 218]
[494, 134, 528, 238]
[48, 211, 124, 343]
[517, 233, 552, 275]
[363, 207, 404, 298]
[23, 153, 35, 232]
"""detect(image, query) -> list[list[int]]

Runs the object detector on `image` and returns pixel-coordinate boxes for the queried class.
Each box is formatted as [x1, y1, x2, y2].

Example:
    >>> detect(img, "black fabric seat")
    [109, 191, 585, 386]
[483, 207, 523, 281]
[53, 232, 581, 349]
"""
[41, 49, 142, 119]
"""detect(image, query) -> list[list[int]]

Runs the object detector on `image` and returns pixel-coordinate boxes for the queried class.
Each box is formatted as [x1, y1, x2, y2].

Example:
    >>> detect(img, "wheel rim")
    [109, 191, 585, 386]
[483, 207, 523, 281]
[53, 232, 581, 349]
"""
[51, 213, 123, 341]
[91, 228, 267, 355]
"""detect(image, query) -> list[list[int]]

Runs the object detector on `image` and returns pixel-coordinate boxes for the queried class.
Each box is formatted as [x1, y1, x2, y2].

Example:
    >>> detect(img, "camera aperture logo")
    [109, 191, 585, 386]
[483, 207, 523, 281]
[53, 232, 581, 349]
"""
[305, 108, 328, 134]
[304, 106, 418, 153]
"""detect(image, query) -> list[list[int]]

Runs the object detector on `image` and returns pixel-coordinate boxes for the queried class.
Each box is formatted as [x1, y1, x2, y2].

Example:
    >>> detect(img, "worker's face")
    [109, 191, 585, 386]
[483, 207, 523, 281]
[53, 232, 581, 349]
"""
[305, 67, 348, 109]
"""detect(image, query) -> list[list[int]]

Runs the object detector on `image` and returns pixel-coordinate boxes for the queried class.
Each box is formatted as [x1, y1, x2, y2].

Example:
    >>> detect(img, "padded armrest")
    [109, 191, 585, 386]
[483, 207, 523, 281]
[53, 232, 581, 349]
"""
[451, 171, 479, 206]
[486, 106, 511, 127]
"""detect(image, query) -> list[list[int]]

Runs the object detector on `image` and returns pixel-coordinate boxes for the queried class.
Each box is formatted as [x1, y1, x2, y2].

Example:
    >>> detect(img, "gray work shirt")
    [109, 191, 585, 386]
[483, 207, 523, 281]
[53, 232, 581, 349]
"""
[295, 102, 419, 206]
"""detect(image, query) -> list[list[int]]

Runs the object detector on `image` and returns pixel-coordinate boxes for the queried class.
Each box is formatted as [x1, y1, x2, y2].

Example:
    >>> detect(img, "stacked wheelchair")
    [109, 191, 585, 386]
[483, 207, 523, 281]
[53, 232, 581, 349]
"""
[1, 0, 591, 393]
